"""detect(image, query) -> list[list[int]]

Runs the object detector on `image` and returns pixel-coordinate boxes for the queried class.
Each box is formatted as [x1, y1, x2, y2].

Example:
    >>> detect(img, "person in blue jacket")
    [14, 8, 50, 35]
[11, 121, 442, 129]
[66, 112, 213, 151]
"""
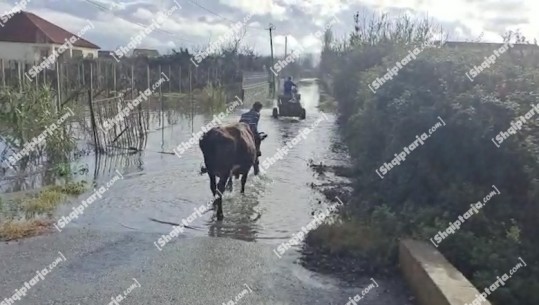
[239, 101, 263, 156]
[283, 76, 297, 97]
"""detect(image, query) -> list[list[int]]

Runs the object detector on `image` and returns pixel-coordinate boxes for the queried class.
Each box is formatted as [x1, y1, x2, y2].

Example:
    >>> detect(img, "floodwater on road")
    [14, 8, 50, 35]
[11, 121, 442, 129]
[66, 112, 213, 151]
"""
[53, 79, 348, 247]
[0, 80, 416, 305]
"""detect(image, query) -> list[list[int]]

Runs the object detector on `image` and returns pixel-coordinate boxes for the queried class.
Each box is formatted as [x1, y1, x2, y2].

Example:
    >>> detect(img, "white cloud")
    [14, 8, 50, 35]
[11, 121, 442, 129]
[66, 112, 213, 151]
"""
[27, 8, 101, 36]
[131, 7, 154, 20]
[351, 0, 536, 43]
[300, 34, 323, 51]
[2, 0, 535, 55]
[219, 0, 287, 19]
[83, 0, 144, 12]
[295, 0, 349, 17]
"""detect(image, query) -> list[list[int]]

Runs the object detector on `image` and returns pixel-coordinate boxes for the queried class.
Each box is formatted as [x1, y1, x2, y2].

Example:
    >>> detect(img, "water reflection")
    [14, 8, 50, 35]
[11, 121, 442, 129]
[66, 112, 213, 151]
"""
[1, 98, 206, 193]
[1, 80, 351, 247]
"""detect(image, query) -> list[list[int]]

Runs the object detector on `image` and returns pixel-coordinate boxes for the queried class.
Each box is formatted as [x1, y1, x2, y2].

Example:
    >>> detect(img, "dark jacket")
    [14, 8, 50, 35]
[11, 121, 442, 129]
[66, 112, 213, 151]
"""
[284, 80, 296, 95]
[239, 109, 260, 134]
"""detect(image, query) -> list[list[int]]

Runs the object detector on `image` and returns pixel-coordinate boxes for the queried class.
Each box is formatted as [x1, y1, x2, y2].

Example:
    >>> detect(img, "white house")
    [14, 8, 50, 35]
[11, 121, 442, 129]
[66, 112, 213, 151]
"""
[0, 11, 100, 63]
[132, 48, 159, 58]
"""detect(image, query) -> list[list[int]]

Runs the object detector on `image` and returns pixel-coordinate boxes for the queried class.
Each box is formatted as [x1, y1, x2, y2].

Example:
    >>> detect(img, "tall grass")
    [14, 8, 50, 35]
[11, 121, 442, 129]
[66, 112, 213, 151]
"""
[0, 83, 76, 170]
[201, 83, 228, 113]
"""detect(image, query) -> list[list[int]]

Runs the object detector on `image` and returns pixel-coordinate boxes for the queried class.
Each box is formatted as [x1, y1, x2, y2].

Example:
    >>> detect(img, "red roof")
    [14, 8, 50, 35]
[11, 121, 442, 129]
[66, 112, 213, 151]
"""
[0, 11, 99, 49]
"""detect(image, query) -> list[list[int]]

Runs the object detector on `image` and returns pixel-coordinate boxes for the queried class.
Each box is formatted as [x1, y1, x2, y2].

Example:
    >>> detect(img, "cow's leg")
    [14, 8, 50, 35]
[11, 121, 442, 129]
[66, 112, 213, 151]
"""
[216, 174, 229, 220]
[253, 159, 260, 175]
[214, 197, 223, 220]
[240, 171, 249, 193]
[209, 173, 217, 197]
[226, 176, 233, 192]
[227, 167, 238, 191]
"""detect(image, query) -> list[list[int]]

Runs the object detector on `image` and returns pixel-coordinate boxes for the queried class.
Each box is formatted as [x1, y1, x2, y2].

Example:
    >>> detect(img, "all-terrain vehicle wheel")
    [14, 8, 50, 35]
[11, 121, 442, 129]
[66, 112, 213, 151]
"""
[299, 108, 306, 120]
[272, 107, 279, 118]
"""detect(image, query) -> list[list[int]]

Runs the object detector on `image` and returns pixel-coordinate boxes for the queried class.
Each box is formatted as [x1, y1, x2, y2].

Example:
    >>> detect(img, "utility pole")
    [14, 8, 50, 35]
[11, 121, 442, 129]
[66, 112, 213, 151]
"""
[284, 36, 288, 83]
[267, 23, 276, 99]
[285, 36, 288, 57]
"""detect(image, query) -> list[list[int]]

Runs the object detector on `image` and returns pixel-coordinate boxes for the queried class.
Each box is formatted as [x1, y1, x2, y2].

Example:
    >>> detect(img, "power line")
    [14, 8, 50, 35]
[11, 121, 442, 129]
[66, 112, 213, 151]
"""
[185, 0, 234, 23]
[82, 0, 197, 44]
[84, 0, 110, 11]
[83, 0, 265, 49]
[184, 0, 266, 32]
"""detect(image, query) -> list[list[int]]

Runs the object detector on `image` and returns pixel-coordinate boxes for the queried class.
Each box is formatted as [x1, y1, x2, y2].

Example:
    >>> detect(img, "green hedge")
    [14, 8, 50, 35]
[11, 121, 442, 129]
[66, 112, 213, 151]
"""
[319, 13, 539, 305]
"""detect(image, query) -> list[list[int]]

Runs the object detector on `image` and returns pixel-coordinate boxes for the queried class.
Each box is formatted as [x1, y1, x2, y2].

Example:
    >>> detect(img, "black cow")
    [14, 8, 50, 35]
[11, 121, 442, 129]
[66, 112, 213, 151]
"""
[199, 122, 265, 220]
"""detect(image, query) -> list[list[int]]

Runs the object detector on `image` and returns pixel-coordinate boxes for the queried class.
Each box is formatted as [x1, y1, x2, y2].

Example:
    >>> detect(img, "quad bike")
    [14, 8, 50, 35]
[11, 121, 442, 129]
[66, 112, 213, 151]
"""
[273, 87, 306, 120]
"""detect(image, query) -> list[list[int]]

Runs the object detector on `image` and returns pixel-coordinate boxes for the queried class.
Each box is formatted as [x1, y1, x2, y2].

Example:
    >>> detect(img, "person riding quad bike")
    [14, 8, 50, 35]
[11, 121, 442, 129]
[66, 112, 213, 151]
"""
[283, 77, 298, 100]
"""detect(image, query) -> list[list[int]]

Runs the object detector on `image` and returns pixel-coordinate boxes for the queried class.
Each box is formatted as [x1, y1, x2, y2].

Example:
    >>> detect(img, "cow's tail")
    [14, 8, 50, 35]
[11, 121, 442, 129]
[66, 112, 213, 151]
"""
[199, 128, 231, 174]
[199, 130, 215, 174]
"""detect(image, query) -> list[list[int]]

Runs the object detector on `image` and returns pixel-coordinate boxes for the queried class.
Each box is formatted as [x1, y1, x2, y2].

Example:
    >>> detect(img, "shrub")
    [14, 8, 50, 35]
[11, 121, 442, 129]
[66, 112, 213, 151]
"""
[315, 11, 539, 305]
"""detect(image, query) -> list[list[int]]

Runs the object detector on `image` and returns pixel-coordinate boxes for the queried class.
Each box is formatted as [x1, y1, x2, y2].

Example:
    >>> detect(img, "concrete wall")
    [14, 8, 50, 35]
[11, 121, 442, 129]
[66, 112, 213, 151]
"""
[51, 44, 98, 59]
[0, 41, 98, 62]
[0, 41, 51, 62]
[399, 239, 491, 305]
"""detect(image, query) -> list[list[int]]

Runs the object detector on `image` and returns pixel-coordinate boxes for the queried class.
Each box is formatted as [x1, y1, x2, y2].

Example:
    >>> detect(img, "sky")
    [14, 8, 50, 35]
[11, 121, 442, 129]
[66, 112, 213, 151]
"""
[0, 0, 536, 57]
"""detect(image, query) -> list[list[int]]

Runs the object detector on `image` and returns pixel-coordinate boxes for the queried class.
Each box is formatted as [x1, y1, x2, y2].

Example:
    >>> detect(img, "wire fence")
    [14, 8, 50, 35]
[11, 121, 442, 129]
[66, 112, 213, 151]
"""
[0, 56, 271, 171]
[2, 56, 269, 147]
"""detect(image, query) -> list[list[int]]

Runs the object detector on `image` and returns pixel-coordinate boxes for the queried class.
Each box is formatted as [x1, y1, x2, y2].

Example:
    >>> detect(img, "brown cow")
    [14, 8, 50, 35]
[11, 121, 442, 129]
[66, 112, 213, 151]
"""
[199, 122, 265, 220]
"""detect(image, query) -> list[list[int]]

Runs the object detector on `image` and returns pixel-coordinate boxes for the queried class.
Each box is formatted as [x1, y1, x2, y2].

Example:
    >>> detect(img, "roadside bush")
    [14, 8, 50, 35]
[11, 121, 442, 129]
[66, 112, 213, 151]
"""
[314, 12, 539, 305]
[0, 83, 76, 170]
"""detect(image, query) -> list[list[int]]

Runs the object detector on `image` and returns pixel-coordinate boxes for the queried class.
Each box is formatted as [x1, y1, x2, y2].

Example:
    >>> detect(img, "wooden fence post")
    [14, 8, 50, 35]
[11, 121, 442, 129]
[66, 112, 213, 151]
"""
[189, 64, 193, 131]
[179, 65, 182, 93]
[147, 63, 150, 89]
[87, 89, 100, 154]
[82, 61, 85, 85]
[34, 61, 38, 89]
[131, 64, 134, 92]
[159, 65, 164, 150]
[56, 61, 61, 113]
[89, 61, 93, 97]
[113, 63, 117, 93]
[1, 59, 5, 87]
[17, 61, 22, 93]
[104, 62, 108, 95]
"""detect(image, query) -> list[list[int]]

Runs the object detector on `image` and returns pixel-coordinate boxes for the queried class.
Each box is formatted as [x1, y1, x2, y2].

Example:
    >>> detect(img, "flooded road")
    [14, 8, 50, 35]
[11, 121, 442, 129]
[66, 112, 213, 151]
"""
[0, 80, 413, 305]
[58, 79, 346, 245]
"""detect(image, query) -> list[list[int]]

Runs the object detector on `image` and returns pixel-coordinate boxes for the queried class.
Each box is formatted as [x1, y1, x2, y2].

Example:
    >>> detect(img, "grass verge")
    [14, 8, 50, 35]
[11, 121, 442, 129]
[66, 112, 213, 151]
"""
[0, 181, 87, 241]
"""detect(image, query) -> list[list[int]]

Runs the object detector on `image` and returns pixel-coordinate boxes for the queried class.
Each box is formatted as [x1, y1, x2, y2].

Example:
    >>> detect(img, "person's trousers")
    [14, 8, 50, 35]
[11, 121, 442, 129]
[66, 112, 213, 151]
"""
[254, 133, 261, 156]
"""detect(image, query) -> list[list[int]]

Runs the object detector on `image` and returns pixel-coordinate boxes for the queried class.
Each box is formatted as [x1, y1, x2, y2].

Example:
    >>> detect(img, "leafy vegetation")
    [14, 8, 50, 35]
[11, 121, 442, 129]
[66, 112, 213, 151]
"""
[0, 83, 76, 169]
[312, 12, 539, 305]
[0, 180, 88, 240]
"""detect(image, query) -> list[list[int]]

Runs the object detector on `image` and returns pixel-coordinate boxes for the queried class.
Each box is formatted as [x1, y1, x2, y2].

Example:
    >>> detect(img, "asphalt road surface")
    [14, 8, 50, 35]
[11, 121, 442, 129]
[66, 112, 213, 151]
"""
[0, 80, 413, 305]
